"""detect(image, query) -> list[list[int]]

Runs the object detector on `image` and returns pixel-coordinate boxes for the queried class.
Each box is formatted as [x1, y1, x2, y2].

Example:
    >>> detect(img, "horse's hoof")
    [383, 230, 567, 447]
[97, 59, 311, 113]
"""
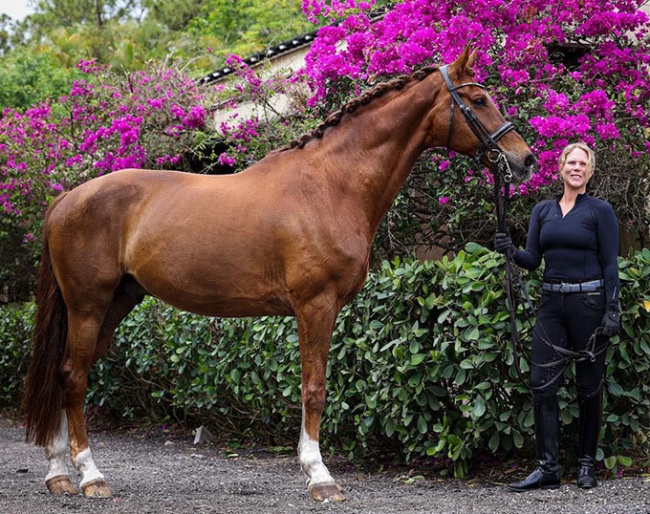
[46, 476, 79, 496]
[309, 482, 345, 502]
[82, 480, 113, 498]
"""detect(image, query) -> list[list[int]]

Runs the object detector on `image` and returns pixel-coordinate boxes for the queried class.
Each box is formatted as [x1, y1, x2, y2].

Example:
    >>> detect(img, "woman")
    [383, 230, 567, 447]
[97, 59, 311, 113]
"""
[494, 142, 620, 491]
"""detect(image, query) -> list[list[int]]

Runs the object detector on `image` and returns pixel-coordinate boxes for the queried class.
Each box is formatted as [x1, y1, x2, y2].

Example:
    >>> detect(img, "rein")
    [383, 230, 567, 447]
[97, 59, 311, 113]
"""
[437, 65, 608, 391]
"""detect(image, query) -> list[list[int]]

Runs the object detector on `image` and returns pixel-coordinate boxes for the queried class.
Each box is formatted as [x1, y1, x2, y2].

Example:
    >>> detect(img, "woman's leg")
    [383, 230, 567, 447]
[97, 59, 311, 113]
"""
[509, 292, 566, 491]
[568, 291, 608, 489]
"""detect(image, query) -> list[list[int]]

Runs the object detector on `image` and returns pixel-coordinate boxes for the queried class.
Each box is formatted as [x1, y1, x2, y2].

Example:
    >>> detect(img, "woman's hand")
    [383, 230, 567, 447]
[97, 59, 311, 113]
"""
[601, 305, 620, 337]
[493, 232, 514, 254]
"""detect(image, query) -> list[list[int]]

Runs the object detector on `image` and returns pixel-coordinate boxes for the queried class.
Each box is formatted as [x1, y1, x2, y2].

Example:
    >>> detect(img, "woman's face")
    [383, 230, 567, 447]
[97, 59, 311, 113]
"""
[561, 148, 593, 192]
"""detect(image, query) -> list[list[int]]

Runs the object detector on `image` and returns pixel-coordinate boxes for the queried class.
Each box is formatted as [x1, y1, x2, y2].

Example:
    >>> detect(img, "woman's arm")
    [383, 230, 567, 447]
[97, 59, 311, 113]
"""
[512, 201, 547, 271]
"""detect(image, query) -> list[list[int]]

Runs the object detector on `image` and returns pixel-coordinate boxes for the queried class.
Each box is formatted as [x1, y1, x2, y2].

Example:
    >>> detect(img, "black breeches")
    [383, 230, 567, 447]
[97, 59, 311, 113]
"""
[530, 290, 608, 398]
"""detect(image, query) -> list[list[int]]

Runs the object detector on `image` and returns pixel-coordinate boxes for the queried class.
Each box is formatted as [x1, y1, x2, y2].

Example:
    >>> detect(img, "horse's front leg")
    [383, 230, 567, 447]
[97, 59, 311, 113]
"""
[295, 301, 345, 502]
[298, 406, 345, 502]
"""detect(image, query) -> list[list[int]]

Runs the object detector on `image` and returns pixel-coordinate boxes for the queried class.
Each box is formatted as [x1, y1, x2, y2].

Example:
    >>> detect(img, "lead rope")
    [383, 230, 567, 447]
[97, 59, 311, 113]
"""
[492, 161, 536, 387]
[492, 163, 608, 392]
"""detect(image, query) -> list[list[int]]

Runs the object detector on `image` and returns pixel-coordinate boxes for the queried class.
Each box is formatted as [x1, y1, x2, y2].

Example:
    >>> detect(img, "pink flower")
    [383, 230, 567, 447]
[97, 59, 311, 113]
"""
[218, 152, 236, 167]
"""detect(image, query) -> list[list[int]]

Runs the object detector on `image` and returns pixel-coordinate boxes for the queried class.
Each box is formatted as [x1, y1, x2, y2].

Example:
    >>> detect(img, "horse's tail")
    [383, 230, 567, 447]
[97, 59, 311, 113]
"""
[22, 194, 68, 447]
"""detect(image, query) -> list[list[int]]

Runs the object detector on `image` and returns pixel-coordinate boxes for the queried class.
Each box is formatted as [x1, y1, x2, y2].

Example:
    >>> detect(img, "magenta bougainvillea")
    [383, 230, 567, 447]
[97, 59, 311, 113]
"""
[0, 61, 209, 243]
[210, 0, 649, 217]
[300, 0, 650, 194]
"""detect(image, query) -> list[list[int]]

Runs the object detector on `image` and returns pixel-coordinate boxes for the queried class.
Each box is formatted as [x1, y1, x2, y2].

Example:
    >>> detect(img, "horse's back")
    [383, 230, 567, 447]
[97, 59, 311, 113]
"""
[48, 168, 253, 234]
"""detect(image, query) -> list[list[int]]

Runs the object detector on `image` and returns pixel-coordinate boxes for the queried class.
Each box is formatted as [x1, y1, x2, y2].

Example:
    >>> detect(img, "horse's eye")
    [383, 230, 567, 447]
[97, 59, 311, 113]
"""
[472, 97, 487, 107]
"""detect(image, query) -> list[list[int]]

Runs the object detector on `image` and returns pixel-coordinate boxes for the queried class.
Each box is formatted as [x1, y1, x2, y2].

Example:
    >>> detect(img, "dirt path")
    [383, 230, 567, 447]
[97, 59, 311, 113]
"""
[1, 417, 649, 514]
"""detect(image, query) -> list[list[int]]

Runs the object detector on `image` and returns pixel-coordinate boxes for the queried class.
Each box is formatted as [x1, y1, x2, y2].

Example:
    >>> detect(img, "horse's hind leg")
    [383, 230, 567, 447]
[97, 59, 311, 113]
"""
[42, 310, 105, 497]
[61, 309, 113, 497]
[66, 286, 145, 498]
[44, 412, 78, 495]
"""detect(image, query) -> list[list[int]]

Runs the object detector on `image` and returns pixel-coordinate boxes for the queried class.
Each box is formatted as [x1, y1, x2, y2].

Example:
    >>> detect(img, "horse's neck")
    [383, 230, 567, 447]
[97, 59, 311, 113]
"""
[317, 77, 438, 232]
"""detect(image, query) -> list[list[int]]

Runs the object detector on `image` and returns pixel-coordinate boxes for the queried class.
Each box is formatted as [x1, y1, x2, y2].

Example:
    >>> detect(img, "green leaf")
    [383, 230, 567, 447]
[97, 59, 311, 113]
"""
[462, 326, 480, 341]
[459, 359, 474, 369]
[465, 242, 484, 254]
[410, 353, 427, 366]
[617, 455, 633, 466]
[607, 381, 624, 397]
[488, 430, 499, 452]
[472, 396, 486, 418]
[417, 415, 428, 434]
[384, 418, 395, 437]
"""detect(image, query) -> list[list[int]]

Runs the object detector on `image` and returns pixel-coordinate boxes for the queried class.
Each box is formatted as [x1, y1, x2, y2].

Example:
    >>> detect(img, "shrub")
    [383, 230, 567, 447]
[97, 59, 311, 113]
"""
[0, 60, 214, 300]
[0, 302, 34, 410]
[3, 247, 649, 475]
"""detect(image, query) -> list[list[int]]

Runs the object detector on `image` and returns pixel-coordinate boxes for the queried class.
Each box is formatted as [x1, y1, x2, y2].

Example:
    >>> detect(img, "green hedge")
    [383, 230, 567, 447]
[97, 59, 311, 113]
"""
[0, 302, 35, 410]
[2, 246, 649, 476]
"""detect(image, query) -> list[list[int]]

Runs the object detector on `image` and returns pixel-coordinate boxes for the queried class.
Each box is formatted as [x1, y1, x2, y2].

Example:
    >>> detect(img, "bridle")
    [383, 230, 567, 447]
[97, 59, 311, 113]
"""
[439, 65, 609, 393]
[439, 65, 515, 183]
[438, 63, 515, 262]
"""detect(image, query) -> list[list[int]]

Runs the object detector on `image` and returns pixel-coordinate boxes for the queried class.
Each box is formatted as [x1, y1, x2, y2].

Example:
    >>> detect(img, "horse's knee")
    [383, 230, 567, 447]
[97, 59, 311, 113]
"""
[61, 371, 89, 408]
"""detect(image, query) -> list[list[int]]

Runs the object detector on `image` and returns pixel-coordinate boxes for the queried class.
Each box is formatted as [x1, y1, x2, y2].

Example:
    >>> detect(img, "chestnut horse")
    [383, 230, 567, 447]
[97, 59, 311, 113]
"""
[22, 46, 535, 502]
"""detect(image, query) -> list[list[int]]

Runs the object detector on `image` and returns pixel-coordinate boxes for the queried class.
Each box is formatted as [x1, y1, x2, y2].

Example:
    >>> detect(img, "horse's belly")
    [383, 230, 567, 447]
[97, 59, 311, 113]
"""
[129, 252, 293, 318]
[154, 292, 293, 318]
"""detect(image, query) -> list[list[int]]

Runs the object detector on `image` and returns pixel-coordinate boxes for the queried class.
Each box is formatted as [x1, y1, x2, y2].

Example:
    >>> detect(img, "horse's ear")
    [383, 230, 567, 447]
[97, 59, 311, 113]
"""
[449, 44, 476, 79]
[466, 49, 477, 70]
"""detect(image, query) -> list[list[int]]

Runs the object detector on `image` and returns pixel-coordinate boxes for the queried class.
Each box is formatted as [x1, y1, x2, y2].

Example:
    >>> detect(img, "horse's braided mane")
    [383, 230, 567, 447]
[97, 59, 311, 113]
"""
[275, 65, 439, 153]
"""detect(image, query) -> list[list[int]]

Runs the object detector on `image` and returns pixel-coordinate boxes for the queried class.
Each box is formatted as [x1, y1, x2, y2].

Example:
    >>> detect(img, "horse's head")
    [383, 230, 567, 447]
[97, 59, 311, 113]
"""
[432, 45, 536, 184]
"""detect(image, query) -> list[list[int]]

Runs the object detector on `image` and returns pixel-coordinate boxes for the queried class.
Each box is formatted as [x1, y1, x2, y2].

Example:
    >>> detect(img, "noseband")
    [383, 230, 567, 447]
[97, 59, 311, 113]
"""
[439, 65, 515, 183]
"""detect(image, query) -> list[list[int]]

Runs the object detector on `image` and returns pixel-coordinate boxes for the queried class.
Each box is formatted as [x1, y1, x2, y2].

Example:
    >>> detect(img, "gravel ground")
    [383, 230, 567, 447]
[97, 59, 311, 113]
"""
[1, 416, 649, 514]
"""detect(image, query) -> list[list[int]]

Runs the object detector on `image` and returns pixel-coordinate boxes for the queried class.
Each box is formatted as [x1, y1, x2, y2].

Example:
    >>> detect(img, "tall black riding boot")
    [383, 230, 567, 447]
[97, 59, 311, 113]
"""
[508, 395, 561, 492]
[576, 389, 603, 489]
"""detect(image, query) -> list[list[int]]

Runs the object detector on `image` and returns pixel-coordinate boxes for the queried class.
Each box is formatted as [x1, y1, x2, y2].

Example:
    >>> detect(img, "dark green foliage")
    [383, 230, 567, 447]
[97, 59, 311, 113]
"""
[2, 247, 649, 475]
[0, 302, 34, 410]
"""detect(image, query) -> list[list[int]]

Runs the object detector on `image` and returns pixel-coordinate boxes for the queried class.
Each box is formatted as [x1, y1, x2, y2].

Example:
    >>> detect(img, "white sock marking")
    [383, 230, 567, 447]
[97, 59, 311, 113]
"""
[298, 406, 335, 487]
[44, 411, 69, 482]
[74, 448, 105, 487]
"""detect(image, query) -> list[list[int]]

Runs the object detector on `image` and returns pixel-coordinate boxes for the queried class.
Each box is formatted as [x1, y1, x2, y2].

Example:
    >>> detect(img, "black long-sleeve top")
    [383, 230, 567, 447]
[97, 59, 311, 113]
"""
[513, 193, 620, 307]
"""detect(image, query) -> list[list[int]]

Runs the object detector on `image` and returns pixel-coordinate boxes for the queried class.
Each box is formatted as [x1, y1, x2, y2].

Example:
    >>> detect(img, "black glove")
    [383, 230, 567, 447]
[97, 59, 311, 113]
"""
[493, 232, 514, 254]
[601, 304, 621, 338]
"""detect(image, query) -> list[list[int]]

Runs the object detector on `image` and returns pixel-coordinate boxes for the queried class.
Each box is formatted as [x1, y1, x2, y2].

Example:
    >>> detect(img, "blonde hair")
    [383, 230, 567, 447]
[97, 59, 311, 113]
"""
[558, 142, 596, 173]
